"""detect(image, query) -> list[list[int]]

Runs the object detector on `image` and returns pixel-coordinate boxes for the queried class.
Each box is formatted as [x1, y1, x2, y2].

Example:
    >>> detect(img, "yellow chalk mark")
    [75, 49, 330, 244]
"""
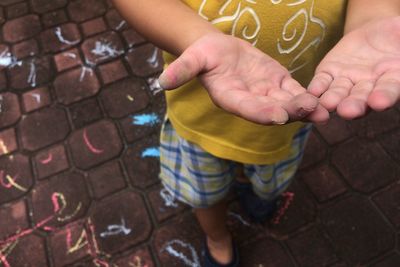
[57, 202, 82, 222]
[5, 175, 27, 192]
[127, 95, 134, 102]
[0, 140, 8, 155]
[67, 229, 88, 254]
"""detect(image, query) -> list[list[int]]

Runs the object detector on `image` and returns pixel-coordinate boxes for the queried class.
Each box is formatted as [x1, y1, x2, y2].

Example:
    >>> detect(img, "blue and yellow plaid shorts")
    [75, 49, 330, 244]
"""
[159, 119, 312, 208]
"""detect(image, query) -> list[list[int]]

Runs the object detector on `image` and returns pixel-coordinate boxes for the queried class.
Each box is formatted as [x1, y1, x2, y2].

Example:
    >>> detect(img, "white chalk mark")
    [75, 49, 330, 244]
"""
[91, 40, 123, 61]
[100, 217, 132, 238]
[228, 211, 251, 226]
[115, 20, 126, 30]
[79, 66, 94, 82]
[160, 188, 178, 208]
[0, 50, 22, 68]
[161, 239, 201, 267]
[27, 60, 37, 87]
[64, 52, 77, 59]
[55, 27, 79, 45]
[146, 49, 159, 68]
[31, 93, 41, 103]
[147, 77, 163, 95]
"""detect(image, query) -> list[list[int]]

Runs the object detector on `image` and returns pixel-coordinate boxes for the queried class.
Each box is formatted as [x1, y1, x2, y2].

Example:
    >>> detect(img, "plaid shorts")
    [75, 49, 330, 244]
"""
[159, 119, 312, 208]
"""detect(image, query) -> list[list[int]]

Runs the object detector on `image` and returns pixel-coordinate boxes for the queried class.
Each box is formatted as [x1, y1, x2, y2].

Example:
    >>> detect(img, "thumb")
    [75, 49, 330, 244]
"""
[158, 49, 204, 90]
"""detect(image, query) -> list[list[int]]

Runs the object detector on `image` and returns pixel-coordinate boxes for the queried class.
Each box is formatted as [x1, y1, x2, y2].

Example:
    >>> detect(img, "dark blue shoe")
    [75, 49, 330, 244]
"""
[234, 181, 279, 223]
[203, 239, 239, 267]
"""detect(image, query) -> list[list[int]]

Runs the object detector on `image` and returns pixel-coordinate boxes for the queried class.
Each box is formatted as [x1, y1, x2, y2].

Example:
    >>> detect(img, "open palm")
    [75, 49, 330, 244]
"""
[309, 17, 400, 119]
[159, 33, 328, 125]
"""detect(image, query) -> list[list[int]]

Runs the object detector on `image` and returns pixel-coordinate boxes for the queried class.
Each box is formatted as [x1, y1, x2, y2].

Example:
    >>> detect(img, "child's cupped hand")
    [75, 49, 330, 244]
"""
[158, 33, 329, 125]
[308, 17, 400, 120]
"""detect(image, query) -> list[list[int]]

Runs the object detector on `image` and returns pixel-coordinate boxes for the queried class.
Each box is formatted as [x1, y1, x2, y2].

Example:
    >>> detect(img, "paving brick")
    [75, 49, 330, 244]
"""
[113, 247, 155, 267]
[54, 67, 100, 105]
[6, 1, 28, 19]
[41, 9, 68, 28]
[120, 110, 162, 143]
[100, 78, 150, 118]
[81, 17, 107, 37]
[148, 184, 187, 223]
[41, 23, 81, 53]
[371, 253, 400, 267]
[122, 28, 146, 48]
[299, 130, 327, 170]
[321, 195, 395, 265]
[123, 135, 160, 189]
[0, 200, 28, 240]
[90, 191, 152, 254]
[50, 220, 91, 267]
[81, 31, 124, 66]
[31, 171, 90, 227]
[34, 144, 69, 180]
[349, 109, 400, 139]
[31, 0, 67, 14]
[0, 7, 4, 25]
[332, 139, 399, 193]
[0, 0, 24, 6]
[372, 183, 400, 229]
[69, 98, 103, 129]
[105, 9, 127, 31]
[11, 38, 39, 59]
[68, 120, 123, 170]
[379, 128, 400, 163]
[0, 154, 33, 204]
[0, 71, 6, 91]
[315, 115, 353, 145]
[98, 59, 128, 85]
[0, 234, 47, 267]
[286, 227, 337, 267]
[268, 180, 316, 235]
[0, 92, 20, 129]
[68, 0, 106, 22]
[3, 14, 41, 43]
[22, 87, 51, 112]
[87, 161, 126, 199]
[241, 238, 295, 267]
[300, 164, 347, 203]
[0, 127, 17, 156]
[9, 56, 53, 90]
[125, 44, 163, 77]
[19, 107, 70, 151]
[153, 213, 203, 266]
[54, 48, 82, 72]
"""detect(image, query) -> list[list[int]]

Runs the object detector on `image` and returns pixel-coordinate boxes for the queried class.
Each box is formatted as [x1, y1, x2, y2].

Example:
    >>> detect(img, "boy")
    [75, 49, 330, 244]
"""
[112, 0, 400, 266]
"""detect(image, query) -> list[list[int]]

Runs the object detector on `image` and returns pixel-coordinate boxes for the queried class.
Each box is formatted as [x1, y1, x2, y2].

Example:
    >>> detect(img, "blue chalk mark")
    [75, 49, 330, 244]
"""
[131, 113, 160, 126]
[141, 147, 160, 158]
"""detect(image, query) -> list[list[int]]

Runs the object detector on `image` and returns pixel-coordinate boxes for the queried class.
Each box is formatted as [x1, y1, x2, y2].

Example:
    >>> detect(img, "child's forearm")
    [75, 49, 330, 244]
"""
[344, 0, 400, 33]
[112, 0, 220, 55]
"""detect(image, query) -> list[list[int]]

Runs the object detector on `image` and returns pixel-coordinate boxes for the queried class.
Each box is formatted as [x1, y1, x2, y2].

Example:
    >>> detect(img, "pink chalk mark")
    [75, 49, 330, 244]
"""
[93, 259, 110, 267]
[0, 251, 11, 267]
[42, 226, 55, 232]
[272, 192, 294, 225]
[51, 193, 61, 213]
[0, 171, 18, 189]
[40, 153, 53, 164]
[83, 129, 104, 154]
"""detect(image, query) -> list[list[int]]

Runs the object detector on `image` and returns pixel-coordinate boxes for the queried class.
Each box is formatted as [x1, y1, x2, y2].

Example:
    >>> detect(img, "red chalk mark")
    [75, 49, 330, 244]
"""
[51, 192, 66, 213]
[40, 153, 53, 164]
[83, 129, 104, 154]
[271, 192, 295, 225]
[0, 251, 11, 267]
[0, 170, 12, 188]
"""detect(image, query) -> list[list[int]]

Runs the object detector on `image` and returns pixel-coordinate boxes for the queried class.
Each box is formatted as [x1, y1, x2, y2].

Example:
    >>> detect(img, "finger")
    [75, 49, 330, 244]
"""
[319, 77, 353, 112]
[308, 72, 333, 97]
[336, 80, 374, 119]
[212, 88, 289, 124]
[303, 104, 330, 124]
[368, 72, 400, 111]
[158, 49, 204, 90]
[281, 76, 307, 96]
[281, 93, 319, 121]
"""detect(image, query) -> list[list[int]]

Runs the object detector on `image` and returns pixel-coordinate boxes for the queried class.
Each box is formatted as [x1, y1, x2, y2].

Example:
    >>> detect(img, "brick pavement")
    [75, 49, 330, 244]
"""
[0, 1, 399, 266]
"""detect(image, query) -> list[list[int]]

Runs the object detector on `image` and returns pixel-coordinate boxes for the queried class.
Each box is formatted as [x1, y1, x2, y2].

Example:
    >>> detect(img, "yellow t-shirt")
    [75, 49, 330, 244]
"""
[163, 0, 347, 164]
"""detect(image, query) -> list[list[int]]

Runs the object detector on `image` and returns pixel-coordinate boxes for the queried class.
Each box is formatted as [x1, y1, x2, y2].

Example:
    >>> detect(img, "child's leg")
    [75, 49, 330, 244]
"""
[159, 118, 238, 265]
[195, 200, 233, 265]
